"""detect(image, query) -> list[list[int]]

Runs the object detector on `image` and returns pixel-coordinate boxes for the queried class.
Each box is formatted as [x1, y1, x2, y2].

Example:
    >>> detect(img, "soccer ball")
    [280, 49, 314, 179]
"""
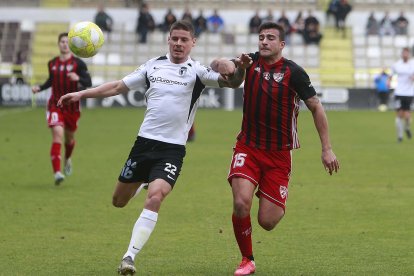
[68, 21, 104, 58]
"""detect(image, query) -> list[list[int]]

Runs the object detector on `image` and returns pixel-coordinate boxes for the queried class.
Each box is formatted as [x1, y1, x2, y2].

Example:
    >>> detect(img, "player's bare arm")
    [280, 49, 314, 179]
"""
[58, 80, 129, 106]
[304, 95, 340, 175]
[211, 54, 252, 88]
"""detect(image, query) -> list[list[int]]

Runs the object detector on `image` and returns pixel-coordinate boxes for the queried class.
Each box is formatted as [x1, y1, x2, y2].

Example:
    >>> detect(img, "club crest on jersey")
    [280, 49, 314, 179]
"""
[179, 67, 187, 76]
[280, 186, 288, 199]
[263, 72, 270, 80]
[66, 64, 73, 72]
[273, 73, 284, 83]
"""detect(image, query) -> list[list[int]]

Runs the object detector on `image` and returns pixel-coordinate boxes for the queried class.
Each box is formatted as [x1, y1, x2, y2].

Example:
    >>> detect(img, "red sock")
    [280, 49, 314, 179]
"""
[65, 140, 75, 160]
[50, 142, 61, 173]
[232, 214, 253, 258]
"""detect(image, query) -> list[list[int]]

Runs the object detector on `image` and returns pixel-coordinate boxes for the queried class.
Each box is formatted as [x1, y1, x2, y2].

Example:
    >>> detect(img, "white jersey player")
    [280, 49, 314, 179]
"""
[391, 47, 414, 142]
[57, 20, 249, 275]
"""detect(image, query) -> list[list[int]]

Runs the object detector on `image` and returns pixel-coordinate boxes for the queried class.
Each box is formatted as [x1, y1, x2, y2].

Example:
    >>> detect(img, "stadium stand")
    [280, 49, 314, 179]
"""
[1, 3, 414, 88]
[30, 22, 69, 84]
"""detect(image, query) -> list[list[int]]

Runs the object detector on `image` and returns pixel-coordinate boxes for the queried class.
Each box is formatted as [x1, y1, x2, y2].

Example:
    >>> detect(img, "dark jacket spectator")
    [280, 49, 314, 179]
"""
[160, 8, 177, 33]
[394, 11, 409, 35]
[136, 3, 155, 43]
[182, 8, 193, 23]
[249, 10, 262, 34]
[193, 9, 207, 37]
[366, 12, 379, 35]
[277, 10, 292, 41]
[335, 0, 352, 37]
[303, 11, 322, 45]
[94, 4, 113, 33]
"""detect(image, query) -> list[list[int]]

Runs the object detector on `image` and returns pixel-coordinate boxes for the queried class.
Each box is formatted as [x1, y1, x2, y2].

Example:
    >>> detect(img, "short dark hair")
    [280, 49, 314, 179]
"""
[170, 20, 195, 37]
[58, 32, 68, 42]
[258, 22, 285, 41]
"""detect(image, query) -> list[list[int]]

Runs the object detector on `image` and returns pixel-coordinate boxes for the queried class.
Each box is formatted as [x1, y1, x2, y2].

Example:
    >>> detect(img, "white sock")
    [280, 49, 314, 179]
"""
[404, 118, 411, 130]
[123, 208, 158, 261]
[395, 117, 404, 138]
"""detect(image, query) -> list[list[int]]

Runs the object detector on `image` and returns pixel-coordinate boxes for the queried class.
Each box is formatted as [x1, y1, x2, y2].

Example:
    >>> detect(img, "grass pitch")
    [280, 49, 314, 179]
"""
[0, 107, 413, 275]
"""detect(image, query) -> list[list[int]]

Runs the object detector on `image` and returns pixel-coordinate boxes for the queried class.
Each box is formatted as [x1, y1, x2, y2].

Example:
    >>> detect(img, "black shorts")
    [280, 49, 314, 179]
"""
[118, 136, 186, 187]
[395, 96, 413, 111]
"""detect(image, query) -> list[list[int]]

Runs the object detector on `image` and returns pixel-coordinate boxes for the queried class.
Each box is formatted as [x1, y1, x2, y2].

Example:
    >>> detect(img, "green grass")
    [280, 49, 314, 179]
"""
[1, 107, 413, 275]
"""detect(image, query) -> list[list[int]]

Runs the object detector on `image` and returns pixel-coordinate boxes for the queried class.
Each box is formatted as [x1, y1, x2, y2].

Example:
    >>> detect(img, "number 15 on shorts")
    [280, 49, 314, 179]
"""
[233, 153, 247, 168]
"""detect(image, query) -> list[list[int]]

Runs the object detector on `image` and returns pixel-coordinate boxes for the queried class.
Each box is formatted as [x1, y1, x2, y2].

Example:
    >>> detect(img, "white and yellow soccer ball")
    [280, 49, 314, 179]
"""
[68, 21, 104, 58]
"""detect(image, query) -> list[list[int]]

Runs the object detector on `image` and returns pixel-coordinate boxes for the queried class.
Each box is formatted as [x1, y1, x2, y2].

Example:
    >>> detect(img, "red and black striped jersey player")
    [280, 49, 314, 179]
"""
[32, 32, 92, 185]
[211, 22, 340, 276]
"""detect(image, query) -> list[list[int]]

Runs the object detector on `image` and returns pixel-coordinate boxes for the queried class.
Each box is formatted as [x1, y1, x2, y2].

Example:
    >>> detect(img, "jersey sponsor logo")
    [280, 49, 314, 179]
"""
[280, 186, 288, 199]
[179, 67, 187, 76]
[66, 64, 73, 72]
[148, 76, 188, 86]
[120, 159, 137, 179]
[263, 72, 270, 80]
[273, 73, 284, 83]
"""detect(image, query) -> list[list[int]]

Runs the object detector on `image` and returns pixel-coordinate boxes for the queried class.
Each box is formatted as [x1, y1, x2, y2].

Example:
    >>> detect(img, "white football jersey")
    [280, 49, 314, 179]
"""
[392, 59, 414, 96]
[122, 54, 221, 145]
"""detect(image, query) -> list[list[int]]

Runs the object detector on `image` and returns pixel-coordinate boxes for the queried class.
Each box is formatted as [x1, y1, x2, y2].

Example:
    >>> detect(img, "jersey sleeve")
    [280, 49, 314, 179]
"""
[195, 63, 220, 88]
[122, 62, 148, 90]
[39, 60, 53, 91]
[76, 58, 92, 88]
[290, 64, 317, 101]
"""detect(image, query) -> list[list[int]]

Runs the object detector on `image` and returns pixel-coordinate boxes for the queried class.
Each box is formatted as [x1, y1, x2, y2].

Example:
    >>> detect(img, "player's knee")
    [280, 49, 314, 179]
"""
[144, 195, 163, 210]
[258, 213, 284, 231]
[112, 196, 128, 208]
[233, 198, 251, 217]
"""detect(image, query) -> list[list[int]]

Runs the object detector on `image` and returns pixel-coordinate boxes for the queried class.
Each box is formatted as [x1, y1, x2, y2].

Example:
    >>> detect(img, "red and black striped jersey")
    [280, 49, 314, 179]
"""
[237, 52, 316, 151]
[40, 55, 91, 112]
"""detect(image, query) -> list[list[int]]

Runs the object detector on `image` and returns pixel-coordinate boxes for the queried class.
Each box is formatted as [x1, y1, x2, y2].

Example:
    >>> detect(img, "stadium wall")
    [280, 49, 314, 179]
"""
[0, 83, 385, 110]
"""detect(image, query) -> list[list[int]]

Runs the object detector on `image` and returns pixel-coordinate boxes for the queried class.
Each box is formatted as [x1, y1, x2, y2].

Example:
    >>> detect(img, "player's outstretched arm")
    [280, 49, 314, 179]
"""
[304, 95, 340, 175]
[57, 80, 129, 106]
[210, 54, 252, 88]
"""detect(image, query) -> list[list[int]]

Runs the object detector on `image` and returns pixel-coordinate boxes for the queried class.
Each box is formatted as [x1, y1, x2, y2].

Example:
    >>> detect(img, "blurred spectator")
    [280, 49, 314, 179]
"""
[12, 50, 25, 84]
[182, 7, 193, 23]
[379, 11, 395, 36]
[136, 3, 155, 43]
[303, 10, 322, 45]
[277, 10, 292, 43]
[160, 8, 177, 33]
[292, 10, 305, 35]
[374, 68, 391, 111]
[207, 9, 224, 33]
[193, 9, 207, 37]
[94, 4, 113, 33]
[394, 11, 409, 35]
[263, 8, 275, 23]
[366, 12, 379, 35]
[326, 0, 339, 26]
[335, 0, 352, 38]
[249, 10, 262, 34]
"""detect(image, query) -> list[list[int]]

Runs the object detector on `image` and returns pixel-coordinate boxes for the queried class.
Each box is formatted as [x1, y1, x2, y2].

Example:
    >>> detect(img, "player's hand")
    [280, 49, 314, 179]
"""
[57, 92, 82, 107]
[215, 59, 237, 80]
[234, 53, 253, 69]
[321, 149, 339, 175]
[32, 85, 40, 94]
[67, 72, 80, 81]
